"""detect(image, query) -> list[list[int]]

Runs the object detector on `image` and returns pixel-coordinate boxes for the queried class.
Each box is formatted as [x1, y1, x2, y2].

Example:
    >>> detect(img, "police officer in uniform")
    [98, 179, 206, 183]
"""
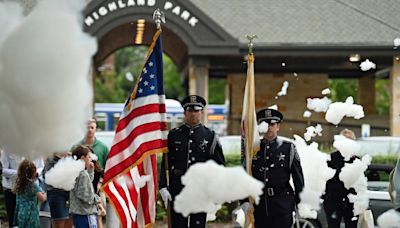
[242, 108, 304, 228]
[159, 95, 225, 228]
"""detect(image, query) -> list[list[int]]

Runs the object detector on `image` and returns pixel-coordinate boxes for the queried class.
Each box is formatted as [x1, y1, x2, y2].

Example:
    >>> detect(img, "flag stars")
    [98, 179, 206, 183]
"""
[148, 61, 154, 67]
[138, 88, 143, 93]
[150, 85, 155, 90]
[144, 81, 149, 86]
[143, 67, 147, 74]
[149, 74, 155, 79]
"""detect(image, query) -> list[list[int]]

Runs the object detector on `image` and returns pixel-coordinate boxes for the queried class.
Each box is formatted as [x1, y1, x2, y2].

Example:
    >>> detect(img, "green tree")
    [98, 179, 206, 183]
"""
[163, 54, 185, 100]
[328, 79, 358, 102]
[209, 78, 226, 104]
[375, 79, 390, 115]
[95, 45, 185, 103]
[328, 78, 390, 115]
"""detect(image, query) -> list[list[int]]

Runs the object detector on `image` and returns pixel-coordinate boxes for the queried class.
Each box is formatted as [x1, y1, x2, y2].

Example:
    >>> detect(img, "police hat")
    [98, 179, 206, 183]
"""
[256, 108, 283, 124]
[181, 95, 206, 111]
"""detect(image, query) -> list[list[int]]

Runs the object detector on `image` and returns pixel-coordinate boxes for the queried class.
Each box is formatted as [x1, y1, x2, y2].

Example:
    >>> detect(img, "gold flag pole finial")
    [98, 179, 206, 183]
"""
[153, 8, 165, 30]
[246, 34, 258, 54]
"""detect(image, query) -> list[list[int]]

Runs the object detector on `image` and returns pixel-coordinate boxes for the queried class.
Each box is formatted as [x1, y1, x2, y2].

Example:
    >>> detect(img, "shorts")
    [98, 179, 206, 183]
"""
[72, 214, 97, 228]
[47, 189, 70, 220]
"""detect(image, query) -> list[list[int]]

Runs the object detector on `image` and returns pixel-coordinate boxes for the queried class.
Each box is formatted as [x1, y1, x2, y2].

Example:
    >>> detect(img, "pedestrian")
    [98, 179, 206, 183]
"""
[76, 118, 109, 169]
[74, 119, 109, 227]
[323, 128, 359, 228]
[13, 159, 47, 228]
[38, 168, 52, 228]
[241, 108, 304, 228]
[69, 145, 105, 228]
[42, 152, 73, 228]
[159, 95, 225, 228]
[1, 149, 21, 228]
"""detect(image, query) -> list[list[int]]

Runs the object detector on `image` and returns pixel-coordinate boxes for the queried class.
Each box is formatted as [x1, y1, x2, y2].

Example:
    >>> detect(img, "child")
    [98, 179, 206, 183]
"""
[43, 152, 73, 228]
[70, 145, 105, 228]
[13, 159, 47, 228]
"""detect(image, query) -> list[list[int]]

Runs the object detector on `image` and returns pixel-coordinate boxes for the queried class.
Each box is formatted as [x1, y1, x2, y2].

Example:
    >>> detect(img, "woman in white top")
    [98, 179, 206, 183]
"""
[1, 147, 21, 228]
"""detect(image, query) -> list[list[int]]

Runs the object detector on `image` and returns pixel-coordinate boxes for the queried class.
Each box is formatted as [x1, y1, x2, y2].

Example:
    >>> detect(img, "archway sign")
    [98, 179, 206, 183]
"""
[83, 0, 238, 57]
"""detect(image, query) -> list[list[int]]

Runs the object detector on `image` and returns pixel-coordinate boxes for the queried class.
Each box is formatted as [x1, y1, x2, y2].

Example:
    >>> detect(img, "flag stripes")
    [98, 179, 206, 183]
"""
[102, 29, 167, 228]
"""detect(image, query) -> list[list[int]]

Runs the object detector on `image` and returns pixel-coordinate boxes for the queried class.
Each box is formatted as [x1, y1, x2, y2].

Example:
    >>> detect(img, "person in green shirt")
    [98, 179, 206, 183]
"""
[77, 119, 109, 169]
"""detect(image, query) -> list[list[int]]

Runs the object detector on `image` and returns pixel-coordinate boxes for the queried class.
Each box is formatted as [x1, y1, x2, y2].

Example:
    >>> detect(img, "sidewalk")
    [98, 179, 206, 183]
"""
[155, 221, 234, 227]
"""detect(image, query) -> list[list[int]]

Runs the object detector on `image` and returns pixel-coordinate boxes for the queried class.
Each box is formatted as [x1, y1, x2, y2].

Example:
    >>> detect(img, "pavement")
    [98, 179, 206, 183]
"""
[155, 221, 234, 227]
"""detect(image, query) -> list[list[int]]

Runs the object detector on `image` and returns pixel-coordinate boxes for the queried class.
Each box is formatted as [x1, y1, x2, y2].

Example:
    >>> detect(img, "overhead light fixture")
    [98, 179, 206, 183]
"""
[135, 19, 146, 44]
[349, 54, 361, 62]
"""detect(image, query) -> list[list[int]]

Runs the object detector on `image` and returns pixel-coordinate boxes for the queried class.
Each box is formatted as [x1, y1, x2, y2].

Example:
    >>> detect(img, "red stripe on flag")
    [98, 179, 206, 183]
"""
[138, 163, 151, 224]
[104, 139, 167, 183]
[116, 103, 166, 133]
[109, 121, 167, 158]
[103, 183, 130, 227]
[126, 174, 139, 211]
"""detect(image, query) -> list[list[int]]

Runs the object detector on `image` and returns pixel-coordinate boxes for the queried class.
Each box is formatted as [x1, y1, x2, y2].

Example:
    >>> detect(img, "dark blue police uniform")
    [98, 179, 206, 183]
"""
[159, 95, 225, 228]
[248, 108, 304, 228]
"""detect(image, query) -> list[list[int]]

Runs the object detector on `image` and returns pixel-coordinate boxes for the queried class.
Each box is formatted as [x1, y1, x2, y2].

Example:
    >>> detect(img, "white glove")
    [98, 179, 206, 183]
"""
[159, 188, 172, 209]
[234, 208, 246, 227]
[240, 202, 250, 214]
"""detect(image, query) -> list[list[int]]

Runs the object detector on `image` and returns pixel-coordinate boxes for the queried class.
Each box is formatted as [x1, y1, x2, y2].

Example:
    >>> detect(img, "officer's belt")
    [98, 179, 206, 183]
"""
[265, 184, 292, 197]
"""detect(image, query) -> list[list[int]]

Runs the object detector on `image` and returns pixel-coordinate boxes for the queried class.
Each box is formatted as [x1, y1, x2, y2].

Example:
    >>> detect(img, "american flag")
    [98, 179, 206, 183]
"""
[102, 30, 168, 228]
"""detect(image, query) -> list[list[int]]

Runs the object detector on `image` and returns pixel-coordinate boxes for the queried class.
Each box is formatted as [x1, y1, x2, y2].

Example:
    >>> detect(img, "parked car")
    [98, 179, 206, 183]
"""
[219, 135, 293, 156]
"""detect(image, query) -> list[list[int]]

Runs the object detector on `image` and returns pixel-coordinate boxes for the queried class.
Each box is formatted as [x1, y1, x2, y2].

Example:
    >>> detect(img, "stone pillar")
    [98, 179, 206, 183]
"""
[358, 74, 375, 114]
[188, 57, 209, 124]
[390, 56, 400, 136]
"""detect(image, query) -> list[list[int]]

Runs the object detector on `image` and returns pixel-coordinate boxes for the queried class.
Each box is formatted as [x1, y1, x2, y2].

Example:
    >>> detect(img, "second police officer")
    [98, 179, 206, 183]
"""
[159, 95, 225, 228]
[243, 108, 304, 228]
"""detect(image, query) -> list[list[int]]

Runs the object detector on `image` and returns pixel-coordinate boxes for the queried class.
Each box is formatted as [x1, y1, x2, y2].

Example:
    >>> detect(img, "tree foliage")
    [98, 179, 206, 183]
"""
[328, 78, 389, 115]
[375, 79, 390, 115]
[209, 78, 226, 104]
[95, 45, 185, 103]
[328, 79, 358, 102]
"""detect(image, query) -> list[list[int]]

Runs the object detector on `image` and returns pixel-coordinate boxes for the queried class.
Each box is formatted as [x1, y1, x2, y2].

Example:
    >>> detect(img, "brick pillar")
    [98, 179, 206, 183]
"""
[358, 75, 375, 114]
[227, 73, 329, 139]
[227, 73, 246, 135]
[390, 56, 400, 136]
[188, 57, 209, 124]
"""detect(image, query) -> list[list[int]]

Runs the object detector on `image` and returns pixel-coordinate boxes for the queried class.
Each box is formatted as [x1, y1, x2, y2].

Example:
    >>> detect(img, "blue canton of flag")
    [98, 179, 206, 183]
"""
[135, 37, 164, 98]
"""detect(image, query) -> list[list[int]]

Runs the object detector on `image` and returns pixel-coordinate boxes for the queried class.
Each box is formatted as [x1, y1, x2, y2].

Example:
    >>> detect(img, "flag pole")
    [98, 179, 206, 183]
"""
[243, 34, 258, 228]
[153, 8, 172, 228]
